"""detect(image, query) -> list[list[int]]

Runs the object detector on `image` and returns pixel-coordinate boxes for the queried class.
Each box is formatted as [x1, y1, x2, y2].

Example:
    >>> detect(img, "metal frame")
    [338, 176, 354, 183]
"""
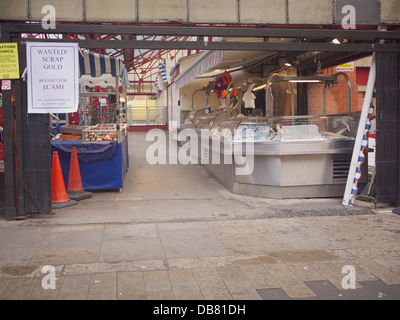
[0, 32, 16, 220]
[9, 38, 400, 52]
[1, 22, 400, 219]
[376, 52, 400, 205]
[2, 23, 400, 39]
[224, 73, 352, 120]
[1, 23, 400, 52]
[265, 74, 352, 119]
[12, 25, 192, 94]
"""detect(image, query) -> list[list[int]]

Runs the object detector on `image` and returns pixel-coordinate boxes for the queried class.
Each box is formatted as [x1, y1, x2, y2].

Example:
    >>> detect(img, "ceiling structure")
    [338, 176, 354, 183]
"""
[18, 26, 198, 94]
[1, 0, 399, 95]
[2, 22, 400, 95]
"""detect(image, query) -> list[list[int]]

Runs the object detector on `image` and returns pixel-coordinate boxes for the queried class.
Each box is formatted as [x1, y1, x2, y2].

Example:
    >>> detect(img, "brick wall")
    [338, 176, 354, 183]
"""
[307, 66, 365, 115]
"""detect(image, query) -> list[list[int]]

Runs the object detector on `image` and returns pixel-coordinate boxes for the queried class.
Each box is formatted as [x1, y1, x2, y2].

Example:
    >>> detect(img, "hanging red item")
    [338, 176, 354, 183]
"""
[0, 107, 3, 126]
[68, 112, 80, 125]
[213, 71, 232, 98]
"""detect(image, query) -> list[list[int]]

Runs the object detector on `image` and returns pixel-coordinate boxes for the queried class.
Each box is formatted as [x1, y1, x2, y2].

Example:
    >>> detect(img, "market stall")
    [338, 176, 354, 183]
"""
[193, 113, 366, 198]
[51, 51, 129, 190]
[51, 124, 129, 190]
[188, 74, 367, 199]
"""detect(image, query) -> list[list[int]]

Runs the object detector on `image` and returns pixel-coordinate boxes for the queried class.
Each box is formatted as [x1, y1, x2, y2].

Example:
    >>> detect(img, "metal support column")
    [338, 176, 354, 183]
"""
[1, 32, 17, 220]
[14, 42, 26, 219]
[375, 52, 400, 210]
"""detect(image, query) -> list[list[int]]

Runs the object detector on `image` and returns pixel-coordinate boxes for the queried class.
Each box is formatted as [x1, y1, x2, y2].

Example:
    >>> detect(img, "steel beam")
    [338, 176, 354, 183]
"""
[1, 23, 400, 41]
[16, 38, 400, 52]
[14, 47, 26, 219]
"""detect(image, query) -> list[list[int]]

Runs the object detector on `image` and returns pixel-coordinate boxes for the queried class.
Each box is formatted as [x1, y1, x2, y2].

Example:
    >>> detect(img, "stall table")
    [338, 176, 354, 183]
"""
[51, 133, 129, 190]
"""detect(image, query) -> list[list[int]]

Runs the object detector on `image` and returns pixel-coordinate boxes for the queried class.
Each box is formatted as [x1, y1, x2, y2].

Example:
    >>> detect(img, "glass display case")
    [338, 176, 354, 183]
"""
[210, 119, 240, 138]
[190, 112, 364, 199]
[211, 119, 272, 141]
[194, 111, 229, 130]
[205, 113, 361, 142]
[82, 123, 127, 143]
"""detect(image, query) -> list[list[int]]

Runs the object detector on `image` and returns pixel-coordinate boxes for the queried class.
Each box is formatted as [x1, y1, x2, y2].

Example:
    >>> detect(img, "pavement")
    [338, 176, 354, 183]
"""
[0, 132, 400, 301]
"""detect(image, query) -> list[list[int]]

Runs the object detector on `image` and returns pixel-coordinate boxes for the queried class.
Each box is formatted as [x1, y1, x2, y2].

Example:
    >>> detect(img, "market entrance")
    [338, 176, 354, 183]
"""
[1, 23, 399, 220]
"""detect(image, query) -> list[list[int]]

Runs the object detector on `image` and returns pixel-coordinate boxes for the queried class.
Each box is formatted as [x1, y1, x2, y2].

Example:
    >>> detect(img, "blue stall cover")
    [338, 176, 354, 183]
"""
[51, 140, 118, 163]
[51, 137, 129, 190]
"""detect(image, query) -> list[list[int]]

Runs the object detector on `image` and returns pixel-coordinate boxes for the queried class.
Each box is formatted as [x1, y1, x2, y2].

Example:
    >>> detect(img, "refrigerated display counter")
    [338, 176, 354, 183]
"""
[192, 113, 367, 199]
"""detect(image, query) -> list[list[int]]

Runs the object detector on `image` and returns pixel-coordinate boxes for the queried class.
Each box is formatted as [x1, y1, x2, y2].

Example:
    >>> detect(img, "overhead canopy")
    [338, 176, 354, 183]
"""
[79, 50, 129, 87]
[174, 49, 276, 89]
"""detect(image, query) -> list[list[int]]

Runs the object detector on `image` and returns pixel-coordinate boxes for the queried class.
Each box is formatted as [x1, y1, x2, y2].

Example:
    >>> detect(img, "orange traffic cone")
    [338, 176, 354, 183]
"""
[67, 147, 92, 200]
[52, 151, 77, 208]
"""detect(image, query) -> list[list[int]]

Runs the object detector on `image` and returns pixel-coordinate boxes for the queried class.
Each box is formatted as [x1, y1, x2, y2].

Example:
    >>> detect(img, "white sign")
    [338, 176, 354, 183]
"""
[1, 80, 11, 90]
[27, 42, 79, 114]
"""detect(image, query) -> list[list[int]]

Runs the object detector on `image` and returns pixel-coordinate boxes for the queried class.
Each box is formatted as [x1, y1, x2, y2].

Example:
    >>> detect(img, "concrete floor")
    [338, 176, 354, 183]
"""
[0, 132, 399, 301]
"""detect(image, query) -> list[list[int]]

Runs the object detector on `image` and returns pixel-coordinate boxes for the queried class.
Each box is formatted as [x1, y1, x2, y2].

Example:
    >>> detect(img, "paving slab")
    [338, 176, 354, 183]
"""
[259, 280, 400, 300]
[239, 264, 280, 289]
[158, 222, 229, 259]
[88, 273, 117, 300]
[257, 218, 349, 250]
[29, 246, 101, 266]
[217, 267, 262, 300]
[117, 271, 146, 300]
[143, 270, 175, 300]
[103, 223, 158, 240]
[192, 268, 227, 291]
[29, 274, 64, 300]
[0, 244, 40, 267]
[263, 263, 317, 298]
[0, 277, 37, 300]
[285, 262, 327, 282]
[208, 220, 289, 255]
[58, 274, 90, 300]
[99, 238, 165, 262]
[168, 269, 203, 300]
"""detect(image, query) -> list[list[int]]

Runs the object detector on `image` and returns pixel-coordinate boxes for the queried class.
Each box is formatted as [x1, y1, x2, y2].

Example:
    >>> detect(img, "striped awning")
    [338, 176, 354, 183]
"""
[79, 50, 125, 78]
[174, 50, 224, 89]
[158, 60, 167, 83]
[79, 50, 128, 87]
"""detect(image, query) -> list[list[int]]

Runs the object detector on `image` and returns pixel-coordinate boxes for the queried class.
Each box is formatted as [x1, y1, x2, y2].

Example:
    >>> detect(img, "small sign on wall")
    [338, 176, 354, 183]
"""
[0, 43, 19, 80]
[26, 42, 79, 114]
[336, 62, 355, 72]
[1, 80, 11, 90]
